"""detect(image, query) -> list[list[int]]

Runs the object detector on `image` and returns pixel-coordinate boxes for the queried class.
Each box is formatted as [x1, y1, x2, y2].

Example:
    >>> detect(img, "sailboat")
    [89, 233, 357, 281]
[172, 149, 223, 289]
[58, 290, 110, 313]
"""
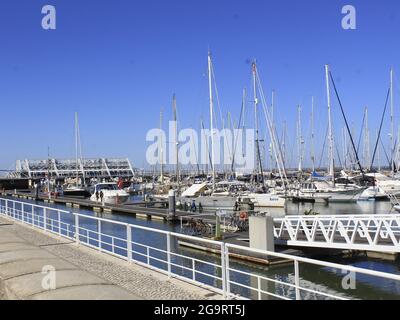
[244, 61, 287, 208]
[178, 52, 252, 211]
[292, 65, 365, 203]
[63, 112, 91, 198]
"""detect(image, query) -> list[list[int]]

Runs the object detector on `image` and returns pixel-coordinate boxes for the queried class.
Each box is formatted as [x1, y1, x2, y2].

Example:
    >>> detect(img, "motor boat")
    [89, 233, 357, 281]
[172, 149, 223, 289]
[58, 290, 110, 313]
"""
[90, 183, 130, 205]
[63, 184, 91, 198]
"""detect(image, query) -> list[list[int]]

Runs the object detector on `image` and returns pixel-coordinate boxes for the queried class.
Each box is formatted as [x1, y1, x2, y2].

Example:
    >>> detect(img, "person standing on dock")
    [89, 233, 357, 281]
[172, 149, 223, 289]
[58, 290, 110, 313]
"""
[100, 190, 104, 205]
[191, 200, 197, 213]
[95, 190, 99, 202]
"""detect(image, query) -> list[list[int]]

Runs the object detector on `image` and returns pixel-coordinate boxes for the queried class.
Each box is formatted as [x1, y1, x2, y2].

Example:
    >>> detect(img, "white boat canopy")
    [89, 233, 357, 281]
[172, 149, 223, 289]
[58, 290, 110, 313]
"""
[181, 183, 208, 197]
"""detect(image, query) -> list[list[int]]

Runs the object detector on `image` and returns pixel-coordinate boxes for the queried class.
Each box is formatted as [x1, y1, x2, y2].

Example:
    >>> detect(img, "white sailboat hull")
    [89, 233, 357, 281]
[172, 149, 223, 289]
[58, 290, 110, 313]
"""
[247, 193, 286, 208]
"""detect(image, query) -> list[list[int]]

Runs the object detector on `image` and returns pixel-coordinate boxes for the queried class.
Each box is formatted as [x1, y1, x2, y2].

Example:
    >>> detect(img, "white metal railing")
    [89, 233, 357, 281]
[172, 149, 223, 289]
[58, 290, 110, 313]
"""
[274, 215, 400, 253]
[1, 197, 400, 300]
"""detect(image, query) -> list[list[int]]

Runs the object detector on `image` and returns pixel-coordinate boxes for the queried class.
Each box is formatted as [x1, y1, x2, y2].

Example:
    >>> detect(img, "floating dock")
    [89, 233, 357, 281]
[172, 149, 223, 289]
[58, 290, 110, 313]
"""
[0, 190, 193, 223]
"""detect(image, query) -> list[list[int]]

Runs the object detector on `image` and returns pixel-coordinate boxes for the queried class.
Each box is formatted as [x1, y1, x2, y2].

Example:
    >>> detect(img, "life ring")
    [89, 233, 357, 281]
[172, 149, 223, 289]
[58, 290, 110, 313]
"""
[239, 212, 248, 221]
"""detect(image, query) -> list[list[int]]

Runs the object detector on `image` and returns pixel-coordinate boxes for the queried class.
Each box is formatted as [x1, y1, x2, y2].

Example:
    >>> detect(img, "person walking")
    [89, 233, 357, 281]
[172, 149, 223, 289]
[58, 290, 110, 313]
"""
[95, 190, 100, 202]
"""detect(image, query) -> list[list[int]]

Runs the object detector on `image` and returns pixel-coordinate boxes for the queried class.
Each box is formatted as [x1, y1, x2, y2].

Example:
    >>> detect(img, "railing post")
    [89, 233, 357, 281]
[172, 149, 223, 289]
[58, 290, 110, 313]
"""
[13, 201, 15, 218]
[98, 220, 102, 252]
[75, 214, 80, 244]
[58, 211, 61, 235]
[21, 203, 25, 223]
[167, 233, 172, 277]
[225, 246, 231, 299]
[5, 200, 8, 216]
[294, 260, 301, 300]
[43, 208, 47, 232]
[126, 225, 132, 262]
[221, 243, 227, 299]
[32, 205, 35, 226]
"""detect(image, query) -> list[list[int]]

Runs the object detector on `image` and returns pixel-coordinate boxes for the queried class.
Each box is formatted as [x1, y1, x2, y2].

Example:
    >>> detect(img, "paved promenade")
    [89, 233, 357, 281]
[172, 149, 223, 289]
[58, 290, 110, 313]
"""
[0, 216, 220, 300]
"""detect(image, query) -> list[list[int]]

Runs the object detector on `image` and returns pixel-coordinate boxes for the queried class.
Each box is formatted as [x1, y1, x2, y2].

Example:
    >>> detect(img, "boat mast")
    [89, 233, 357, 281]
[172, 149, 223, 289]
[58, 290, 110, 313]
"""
[159, 109, 164, 184]
[325, 65, 335, 185]
[282, 120, 287, 167]
[311, 96, 315, 173]
[47, 146, 51, 197]
[364, 107, 370, 169]
[208, 52, 216, 192]
[342, 127, 347, 171]
[173, 94, 179, 187]
[227, 111, 232, 175]
[377, 129, 381, 172]
[242, 87, 247, 160]
[390, 68, 394, 175]
[252, 61, 264, 184]
[270, 90, 275, 172]
[297, 105, 303, 173]
[75, 112, 79, 187]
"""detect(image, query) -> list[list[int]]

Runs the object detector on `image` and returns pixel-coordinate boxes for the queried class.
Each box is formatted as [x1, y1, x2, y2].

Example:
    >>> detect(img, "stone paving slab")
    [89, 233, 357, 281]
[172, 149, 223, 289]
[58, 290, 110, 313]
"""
[31, 284, 137, 300]
[0, 249, 56, 265]
[0, 242, 38, 253]
[5, 270, 110, 297]
[0, 258, 78, 280]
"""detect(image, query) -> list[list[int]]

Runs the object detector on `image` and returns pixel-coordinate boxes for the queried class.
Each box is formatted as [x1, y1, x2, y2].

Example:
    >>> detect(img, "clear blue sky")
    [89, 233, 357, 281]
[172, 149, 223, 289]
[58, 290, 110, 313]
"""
[0, 0, 399, 171]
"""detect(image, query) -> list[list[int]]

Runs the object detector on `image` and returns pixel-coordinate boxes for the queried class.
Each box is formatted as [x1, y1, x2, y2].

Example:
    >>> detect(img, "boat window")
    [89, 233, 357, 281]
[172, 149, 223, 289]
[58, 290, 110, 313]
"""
[96, 184, 118, 191]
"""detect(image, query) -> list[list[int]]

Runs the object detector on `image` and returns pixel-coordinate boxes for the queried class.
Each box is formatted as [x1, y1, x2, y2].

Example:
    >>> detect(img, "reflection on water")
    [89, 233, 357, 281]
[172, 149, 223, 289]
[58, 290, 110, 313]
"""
[3, 196, 400, 300]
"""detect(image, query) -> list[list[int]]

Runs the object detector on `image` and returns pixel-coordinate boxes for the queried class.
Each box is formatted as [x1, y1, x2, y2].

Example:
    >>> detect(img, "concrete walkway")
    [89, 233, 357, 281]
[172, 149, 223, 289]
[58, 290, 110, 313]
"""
[0, 217, 220, 300]
[0, 224, 138, 299]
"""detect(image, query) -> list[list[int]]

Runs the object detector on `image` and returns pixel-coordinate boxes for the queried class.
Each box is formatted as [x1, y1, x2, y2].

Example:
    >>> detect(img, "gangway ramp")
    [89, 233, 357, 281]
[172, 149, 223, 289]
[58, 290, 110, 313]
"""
[273, 215, 400, 253]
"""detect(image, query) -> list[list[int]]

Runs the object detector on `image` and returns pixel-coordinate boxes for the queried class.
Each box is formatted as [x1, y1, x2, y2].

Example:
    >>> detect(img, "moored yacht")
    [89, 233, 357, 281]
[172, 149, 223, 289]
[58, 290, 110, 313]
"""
[63, 184, 91, 198]
[365, 173, 400, 197]
[293, 180, 365, 203]
[90, 183, 130, 205]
